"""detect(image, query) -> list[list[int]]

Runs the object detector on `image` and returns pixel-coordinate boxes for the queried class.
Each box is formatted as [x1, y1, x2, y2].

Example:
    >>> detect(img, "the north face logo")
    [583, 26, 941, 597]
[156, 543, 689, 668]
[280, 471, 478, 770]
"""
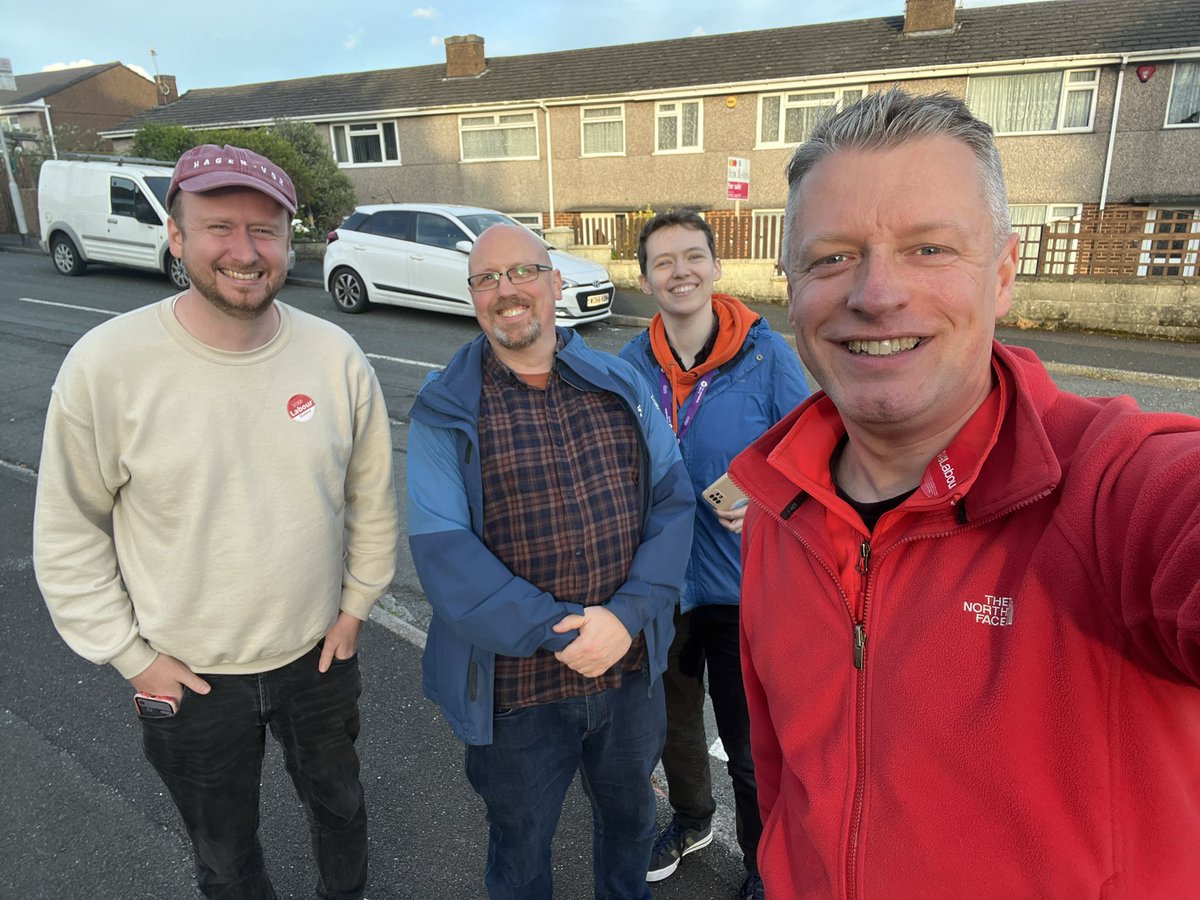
[963, 594, 1014, 627]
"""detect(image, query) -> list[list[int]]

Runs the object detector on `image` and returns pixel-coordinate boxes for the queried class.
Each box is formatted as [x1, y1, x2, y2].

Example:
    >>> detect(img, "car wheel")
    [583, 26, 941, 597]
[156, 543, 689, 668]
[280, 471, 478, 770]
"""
[330, 267, 370, 313]
[51, 234, 86, 276]
[165, 253, 190, 289]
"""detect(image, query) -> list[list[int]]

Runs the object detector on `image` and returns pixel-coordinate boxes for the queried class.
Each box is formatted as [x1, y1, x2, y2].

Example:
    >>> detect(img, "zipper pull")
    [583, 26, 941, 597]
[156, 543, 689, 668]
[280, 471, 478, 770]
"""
[855, 539, 871, 575]
[853, 622, 866, 670]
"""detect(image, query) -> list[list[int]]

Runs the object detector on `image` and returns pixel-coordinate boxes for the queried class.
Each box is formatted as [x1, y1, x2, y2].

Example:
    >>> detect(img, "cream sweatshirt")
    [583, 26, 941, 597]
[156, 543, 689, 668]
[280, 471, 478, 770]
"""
[33, 297, 398, 678]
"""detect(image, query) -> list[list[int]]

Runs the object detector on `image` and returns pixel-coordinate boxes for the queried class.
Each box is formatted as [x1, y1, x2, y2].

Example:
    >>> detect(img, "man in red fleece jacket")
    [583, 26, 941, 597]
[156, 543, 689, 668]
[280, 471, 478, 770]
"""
[729, 88, 1200, 899]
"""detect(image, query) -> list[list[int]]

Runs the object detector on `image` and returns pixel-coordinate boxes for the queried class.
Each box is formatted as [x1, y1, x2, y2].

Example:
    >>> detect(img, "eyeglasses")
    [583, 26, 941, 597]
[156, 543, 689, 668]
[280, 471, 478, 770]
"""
[466, 263, 552, 292]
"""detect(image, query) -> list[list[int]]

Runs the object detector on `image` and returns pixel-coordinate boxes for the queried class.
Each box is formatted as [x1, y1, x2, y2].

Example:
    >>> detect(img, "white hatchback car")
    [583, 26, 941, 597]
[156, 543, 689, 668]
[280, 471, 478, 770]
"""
[323, 203, 614, 325]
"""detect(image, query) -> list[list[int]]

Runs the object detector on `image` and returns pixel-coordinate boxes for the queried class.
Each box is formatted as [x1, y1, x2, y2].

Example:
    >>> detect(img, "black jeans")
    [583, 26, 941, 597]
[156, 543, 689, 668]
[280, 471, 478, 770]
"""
[140, 644, 367, 900]
[660, 604, 761, 875]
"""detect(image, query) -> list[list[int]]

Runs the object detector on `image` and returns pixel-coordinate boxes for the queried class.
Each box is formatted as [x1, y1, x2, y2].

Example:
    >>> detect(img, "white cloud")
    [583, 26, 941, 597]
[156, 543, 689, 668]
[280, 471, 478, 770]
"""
[344, 31, 362, 50]
[42, 58, 153, 82]
[429, 35, 443, 46]
[412, 6, 438, 18]
[691, 27, 706, 36]
[41, 59, 96, 72]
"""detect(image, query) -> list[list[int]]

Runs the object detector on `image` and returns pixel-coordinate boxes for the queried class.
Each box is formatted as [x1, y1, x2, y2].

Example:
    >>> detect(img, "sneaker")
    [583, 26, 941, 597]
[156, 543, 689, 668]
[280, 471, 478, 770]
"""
[645, 816, 714, 882]
[738, 872, 765, 900]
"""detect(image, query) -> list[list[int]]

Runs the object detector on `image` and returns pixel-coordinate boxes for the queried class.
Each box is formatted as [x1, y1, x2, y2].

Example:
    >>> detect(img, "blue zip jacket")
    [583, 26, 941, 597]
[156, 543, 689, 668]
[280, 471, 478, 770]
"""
[407, 328, 695, 745]
[619, 316, 808, 611]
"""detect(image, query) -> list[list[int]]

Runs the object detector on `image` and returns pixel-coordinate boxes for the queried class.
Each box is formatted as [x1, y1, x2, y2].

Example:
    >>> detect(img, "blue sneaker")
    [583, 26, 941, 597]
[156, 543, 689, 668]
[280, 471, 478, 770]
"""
[645, 816, 714, 882]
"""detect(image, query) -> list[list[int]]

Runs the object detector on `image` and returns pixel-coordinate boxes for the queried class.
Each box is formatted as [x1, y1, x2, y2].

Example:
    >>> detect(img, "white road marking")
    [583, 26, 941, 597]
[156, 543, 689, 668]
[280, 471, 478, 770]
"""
[18, 297, 119, 316]
[366, 352, 441, 370]
[0, 459, 37, 481]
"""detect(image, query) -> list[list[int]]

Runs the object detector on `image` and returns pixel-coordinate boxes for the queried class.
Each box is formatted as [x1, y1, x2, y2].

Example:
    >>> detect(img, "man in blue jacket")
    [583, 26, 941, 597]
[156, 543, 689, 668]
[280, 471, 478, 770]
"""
[407, 223, 694, 900]
[620, 211, 809, 900]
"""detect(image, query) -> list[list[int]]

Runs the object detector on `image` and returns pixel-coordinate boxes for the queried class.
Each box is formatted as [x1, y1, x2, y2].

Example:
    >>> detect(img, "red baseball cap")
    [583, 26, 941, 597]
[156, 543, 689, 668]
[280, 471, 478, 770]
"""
[167, 144, 297, 214]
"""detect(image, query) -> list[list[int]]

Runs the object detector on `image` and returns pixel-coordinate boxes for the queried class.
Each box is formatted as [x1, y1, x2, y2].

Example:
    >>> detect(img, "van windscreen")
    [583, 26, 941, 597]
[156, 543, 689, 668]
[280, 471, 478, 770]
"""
[145, 176, 170, 209]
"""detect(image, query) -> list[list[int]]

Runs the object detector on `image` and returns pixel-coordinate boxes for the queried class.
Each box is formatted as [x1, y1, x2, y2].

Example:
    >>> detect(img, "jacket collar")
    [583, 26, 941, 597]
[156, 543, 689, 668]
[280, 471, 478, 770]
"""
[410, 327, 642, 428]
[730, 341, 1063, 525]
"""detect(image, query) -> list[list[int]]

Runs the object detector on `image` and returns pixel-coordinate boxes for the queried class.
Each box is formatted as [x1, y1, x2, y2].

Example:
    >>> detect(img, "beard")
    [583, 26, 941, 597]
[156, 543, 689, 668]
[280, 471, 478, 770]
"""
[185, 263, 285, 321]
[490, 313, 542, 351]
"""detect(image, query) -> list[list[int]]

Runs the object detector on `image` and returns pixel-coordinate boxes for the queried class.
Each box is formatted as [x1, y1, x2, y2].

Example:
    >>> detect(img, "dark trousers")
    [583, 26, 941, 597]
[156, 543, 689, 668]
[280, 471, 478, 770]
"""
[140, 644, 367, 900]
[465, 669, 666, 900]
[660, 604, 761, 875]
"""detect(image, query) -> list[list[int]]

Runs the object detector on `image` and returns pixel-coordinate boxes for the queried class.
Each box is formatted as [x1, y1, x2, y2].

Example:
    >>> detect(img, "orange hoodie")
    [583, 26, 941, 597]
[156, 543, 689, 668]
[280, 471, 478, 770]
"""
[649, 293, 760, 431]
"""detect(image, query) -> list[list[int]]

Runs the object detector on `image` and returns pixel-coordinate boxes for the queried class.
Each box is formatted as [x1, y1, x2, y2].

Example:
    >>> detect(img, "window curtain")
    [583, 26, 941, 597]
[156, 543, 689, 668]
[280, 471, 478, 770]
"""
[1169, 62, 1200, 124]
[584, 120, 624, 154]
[967, 72, 1061, 132]
[463, 126, 537, 160]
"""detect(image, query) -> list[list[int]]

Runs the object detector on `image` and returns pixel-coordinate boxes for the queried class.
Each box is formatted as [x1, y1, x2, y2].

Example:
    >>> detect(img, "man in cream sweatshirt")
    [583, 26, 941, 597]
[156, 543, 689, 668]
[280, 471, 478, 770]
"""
[33, 144, 398, 900]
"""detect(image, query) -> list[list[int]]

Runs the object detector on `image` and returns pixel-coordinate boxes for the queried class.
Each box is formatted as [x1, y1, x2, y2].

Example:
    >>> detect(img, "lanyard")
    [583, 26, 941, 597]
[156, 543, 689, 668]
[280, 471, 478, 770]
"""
[657, 368, 711, 442]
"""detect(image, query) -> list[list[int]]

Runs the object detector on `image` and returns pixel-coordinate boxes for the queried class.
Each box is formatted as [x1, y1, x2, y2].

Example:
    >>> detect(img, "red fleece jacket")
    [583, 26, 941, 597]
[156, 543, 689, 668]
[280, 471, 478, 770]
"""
[729, 342, 1200, 899]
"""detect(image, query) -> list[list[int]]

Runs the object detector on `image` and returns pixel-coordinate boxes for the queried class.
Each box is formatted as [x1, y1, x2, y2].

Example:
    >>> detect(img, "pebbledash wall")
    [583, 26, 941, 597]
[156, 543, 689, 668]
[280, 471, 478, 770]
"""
[567, 247, 1200, 341]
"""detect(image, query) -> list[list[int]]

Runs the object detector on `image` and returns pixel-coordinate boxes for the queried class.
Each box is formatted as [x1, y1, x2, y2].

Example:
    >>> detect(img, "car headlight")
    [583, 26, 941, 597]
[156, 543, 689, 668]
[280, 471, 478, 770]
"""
[560, 277, 579, 288]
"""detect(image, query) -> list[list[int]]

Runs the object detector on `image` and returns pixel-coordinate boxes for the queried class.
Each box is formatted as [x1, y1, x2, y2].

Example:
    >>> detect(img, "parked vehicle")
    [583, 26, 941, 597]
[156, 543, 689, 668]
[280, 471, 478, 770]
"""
[323, 203, 614, 325]
[38, 156, 190, 289]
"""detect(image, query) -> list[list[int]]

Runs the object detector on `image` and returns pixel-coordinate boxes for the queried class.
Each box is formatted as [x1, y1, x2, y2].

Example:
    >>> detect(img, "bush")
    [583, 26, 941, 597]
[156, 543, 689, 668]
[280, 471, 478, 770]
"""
[129, 121, 355, 233]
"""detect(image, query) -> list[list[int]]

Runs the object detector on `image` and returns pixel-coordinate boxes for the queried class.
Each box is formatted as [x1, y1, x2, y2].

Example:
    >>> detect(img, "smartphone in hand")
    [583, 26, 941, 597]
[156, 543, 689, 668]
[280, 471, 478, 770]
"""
[703, 472, 748, 512]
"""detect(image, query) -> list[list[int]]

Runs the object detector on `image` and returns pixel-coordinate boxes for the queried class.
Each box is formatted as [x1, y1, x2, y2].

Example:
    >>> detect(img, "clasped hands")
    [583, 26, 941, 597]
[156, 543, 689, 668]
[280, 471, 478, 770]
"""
[551, 606, 632, 678]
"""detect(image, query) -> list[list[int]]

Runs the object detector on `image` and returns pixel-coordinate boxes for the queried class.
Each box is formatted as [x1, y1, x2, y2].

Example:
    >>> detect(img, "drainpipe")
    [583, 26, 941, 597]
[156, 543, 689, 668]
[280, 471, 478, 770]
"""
[536, 101, 556, 229]
[41, 101, 59, 160]
[1098, 54, 1129, 212]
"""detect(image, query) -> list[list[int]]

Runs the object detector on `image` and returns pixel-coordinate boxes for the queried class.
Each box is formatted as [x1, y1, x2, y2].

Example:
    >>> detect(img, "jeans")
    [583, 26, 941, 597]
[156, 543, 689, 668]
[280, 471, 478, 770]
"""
[140, 644, 367, 900]
[465, 668, 665, 900]
[660, 605, 761, 875]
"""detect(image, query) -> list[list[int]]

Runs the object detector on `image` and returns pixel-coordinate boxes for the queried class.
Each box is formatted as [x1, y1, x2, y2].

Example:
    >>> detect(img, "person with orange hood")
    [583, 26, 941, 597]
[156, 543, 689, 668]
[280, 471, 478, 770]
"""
[619, 210, 808, 900]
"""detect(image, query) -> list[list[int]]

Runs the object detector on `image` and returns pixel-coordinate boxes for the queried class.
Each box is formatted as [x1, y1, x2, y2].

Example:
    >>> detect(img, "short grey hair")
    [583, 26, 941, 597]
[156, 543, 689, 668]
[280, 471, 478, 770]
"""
[779, 88, 1012, 270]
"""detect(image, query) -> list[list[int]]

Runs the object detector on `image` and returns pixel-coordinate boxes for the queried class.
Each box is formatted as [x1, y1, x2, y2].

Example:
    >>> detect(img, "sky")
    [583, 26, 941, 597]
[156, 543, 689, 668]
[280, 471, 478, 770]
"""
[5, 0, 1049, 94]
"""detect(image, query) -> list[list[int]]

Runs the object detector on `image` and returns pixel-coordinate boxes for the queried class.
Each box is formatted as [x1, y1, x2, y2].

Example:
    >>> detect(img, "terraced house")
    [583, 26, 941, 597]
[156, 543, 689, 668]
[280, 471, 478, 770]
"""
[104, 0, 1200, 332]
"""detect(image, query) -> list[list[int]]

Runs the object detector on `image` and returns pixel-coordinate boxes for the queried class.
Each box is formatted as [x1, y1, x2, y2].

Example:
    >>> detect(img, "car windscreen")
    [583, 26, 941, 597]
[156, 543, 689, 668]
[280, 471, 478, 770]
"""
[145, 176, 170, 209]
[456, 212, 547, 243]
[453, 213, 520, 236]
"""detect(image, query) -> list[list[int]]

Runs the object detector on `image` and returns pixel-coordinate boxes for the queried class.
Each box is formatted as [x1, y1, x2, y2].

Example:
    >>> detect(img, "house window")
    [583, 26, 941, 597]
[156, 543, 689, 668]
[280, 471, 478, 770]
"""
[758, 88, 864, 147]
[581, 106, 625, 156]
[460, 111, 538, 161]
[331, 121, 399, 166]
[1166, 61, 1200, 126]
[506, 212, 545, 235]
[656, 100, 702, 153]
[1010, 204, 1081, 275]
[966, 69, 1098, 134]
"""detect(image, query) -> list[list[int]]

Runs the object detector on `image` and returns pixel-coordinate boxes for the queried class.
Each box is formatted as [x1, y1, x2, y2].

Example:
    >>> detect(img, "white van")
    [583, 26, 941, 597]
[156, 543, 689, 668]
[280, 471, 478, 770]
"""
[38, 157, 190, 289]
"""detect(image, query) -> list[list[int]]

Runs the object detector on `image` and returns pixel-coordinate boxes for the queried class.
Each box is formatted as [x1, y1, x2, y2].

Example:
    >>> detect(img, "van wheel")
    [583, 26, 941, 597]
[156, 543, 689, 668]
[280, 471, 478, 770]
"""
[166, 253, 190, 289]
[51, 234, 86, 276]
[330, 267, 369, 313]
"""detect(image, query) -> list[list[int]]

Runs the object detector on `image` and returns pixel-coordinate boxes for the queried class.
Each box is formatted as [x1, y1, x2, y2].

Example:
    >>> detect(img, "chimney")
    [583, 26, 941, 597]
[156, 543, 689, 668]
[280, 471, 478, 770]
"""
[155, 74, 178, 105]
[445, 35, 486, 78]
[904, 0, 957, 34]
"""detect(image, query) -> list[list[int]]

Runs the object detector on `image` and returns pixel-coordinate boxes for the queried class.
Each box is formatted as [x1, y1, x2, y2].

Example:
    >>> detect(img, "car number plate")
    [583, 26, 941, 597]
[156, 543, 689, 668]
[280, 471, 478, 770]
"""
[582, 290, 611, 309]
